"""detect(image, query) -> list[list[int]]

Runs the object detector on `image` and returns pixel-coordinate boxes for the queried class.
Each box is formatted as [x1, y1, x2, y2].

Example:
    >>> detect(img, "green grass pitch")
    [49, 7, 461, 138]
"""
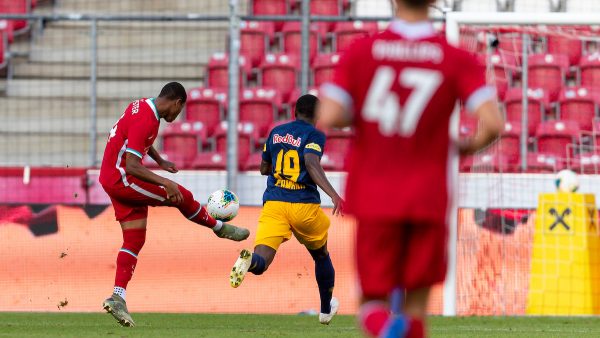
[1, 313, 600, 337]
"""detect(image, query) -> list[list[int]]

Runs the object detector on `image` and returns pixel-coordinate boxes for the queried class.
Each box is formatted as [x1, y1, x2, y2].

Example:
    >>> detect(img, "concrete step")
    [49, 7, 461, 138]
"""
[5, 79, 203, 98]
[12, 61, 205, 80]
[54, 0, 238, 15]
[0, 97, 131, 119]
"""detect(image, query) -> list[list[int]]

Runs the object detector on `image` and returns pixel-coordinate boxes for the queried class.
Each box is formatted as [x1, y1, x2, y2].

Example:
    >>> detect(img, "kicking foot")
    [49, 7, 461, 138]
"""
[214, 223, 250, 242]
[230, 249, 252, 288]
[103, 294, 135, 327]
[319, 297, 339, 325]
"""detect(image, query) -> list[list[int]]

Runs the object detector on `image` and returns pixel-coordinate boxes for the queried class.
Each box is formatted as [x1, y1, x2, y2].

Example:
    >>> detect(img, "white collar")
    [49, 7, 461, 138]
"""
[388, 18, 436, 40]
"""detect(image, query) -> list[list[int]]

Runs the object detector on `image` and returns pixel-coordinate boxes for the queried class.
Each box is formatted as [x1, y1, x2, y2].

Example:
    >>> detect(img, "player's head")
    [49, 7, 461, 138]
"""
[157, 82, 187, 122]
[294, 94, 319, 124]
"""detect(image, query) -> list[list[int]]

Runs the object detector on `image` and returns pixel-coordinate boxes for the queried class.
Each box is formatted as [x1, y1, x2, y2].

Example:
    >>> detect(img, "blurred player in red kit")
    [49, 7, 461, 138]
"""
[98, 82, 249, 327]
[319, 0, 504, 336]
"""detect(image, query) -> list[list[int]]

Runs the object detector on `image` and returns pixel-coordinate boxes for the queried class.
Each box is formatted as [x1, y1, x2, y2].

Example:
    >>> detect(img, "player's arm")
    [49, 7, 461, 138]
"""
[125, 154, 183, 204]
[260, 136, 273, 176]
[305, 153, 344, 216]
[458, 101, 504, 155]
[148, 146, 178, 173]
[260, 160, 272, 176]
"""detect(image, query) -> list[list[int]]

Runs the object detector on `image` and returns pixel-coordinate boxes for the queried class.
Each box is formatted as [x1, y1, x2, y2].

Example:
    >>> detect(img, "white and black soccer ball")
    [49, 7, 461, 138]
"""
[555, 169, 579, 193]
[207, 189, 240, 222]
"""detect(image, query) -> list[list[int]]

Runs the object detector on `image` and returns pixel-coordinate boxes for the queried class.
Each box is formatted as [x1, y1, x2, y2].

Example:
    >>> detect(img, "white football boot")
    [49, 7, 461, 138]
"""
[319, 297, 339, 325]
[230, 249, 252, 288]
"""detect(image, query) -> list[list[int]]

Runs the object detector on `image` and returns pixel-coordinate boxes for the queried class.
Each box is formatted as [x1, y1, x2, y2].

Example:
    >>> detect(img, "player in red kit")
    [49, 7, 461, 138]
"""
[99, 82, 249, 327]
[319, 1, 504, 337]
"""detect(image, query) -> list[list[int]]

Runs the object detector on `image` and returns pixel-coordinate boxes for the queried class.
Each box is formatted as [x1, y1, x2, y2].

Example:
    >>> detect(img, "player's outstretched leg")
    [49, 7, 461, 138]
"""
[103, 294, 135, 327]
[230, 245, 274, 288]
[173, 184, 249, 241]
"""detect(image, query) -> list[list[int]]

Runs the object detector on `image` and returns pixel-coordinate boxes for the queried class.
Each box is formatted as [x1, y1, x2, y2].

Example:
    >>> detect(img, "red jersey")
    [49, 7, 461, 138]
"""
[321, 20, 494, 222]
[99, 98, 160, 187]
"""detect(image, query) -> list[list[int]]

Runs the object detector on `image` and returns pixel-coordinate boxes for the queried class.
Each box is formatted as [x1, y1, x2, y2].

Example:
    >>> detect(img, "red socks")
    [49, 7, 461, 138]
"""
[176, 184, 217, 228]
[358, 302, 425, 338]
[114, 228, 146, 289]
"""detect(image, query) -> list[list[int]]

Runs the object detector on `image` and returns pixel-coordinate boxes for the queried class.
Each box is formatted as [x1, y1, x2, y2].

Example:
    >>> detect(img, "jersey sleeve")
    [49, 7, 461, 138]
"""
[262, 132, 272, 163]
[303, 131, 326, 158]
[456, 51, 496, 113]
[126, 116, 154, 159]
[320, 43, 358, 112]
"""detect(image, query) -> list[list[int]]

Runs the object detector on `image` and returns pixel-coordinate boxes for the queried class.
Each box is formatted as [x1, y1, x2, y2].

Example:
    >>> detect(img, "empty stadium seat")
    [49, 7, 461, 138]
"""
[206, 53, 251, 89]
[536, 120, 581, 159]
[260, 53, 300, 101]
[557, 87, 600, 132]
[321, 152, 345, 171]
[312, 53, 340, 87]
[190, 151, 227, 170]
[310, 0, 343, 35]
[242, 152, 264, 171]
[488, 122, 522, 164]
[527, 53, 569, 101]
[280, 22, 319, 61]
[569, 153, 600, 174]
[325, 127, 353, 155]
[161, 121, 206, 168]
[595, 121, 600, 146]
[240, 21, 274, 68]
[288, 87, 319, 112]
[240, 87, 282, 137]
[0, 19, 13, 44]
[580, 53, 600, 88]
[333, 21, 378, 52]
[504, 87, 549, 136]
[214, 122, 261, 165]
[0, 0, 28, 32]
[479, 52, 519, 100]
[471, 153, 516, 173]
[546, 33, 582, 66]
[526, 152, 562, 173]
[185, 87, 227, 136]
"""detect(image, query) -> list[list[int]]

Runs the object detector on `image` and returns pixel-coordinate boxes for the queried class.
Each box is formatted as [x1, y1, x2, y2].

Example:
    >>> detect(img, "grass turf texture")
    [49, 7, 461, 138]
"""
[2, 313, 600, 337]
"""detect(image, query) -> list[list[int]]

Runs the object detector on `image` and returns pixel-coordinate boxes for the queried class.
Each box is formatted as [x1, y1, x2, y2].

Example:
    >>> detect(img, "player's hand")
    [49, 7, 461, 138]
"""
[160, 160, 179, 173]
[164, 181, 183, 204]
[332, 196, 344, 216]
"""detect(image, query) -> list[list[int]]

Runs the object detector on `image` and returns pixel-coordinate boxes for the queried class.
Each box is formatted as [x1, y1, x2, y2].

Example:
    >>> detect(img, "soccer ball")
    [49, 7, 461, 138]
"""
[555, 169, 579, 193]
[207, 189, 240, 222]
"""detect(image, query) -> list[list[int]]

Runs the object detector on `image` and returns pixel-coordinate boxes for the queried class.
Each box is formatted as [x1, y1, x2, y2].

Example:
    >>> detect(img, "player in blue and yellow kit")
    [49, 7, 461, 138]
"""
[230, 94, 344, 325]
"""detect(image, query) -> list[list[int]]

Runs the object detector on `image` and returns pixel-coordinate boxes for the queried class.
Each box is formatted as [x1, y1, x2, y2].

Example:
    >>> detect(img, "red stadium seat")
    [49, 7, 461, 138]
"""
[214, 122, 261, 165]
[240, 21, 274, 68]
[594, 121, 600, 147]
[260, 53, 300, 101]
[191, 151, 226, 170]
[251, 0, 289, 15]
[242, 152, 264, 171]
[310, 0, 342, 35]
[526, 152, 563, 173]
[312, 53, 340, 87]
[497, 32, 527, 58]
[207, 53, 251, 90]
[536, 120, 580, 159]
[0, 0, 28, 31]
[185, 87, 227, 136]
[325, 127, 353, 155]
[504, 87, 549, 136]
[321, 152, 345, 171]
[580, 53, 600, 89]
[333, 21, 378, 52]
[527, 53, 569, 101]
[161, 121, 206, 168]
[471, 153, 516, 173]
[557, 87, 600, 132]
[546, 34, 582, 66]
[478, 52, 519, 100]
[280, 22, 319, 62]
[0, 19, 13, 44]
[569, 153, 600, 174]
[488, 122, 522, 164]
[240, 87, 282, 137]
[287, 87, 319, 114]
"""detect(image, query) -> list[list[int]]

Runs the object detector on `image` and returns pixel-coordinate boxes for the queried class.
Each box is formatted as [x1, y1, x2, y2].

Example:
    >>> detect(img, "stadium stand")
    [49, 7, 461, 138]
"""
[207, 53, 252, 89]
[557, 86, 600, 132]
[504, 88, 549, 137]
[239, 87, 282, 137]
[580, 53, 600, 88]
[527, 53, 570, 101]
[536, 120, 581, 159]
[259, 53, 300, 102]
[161, 122, 207, 169]
[312, 53, 340, 87]
[332, 21, 379, 52]
[240, 21, 274, 68]
[185, 87, 228, 137]
[280, 22, 320, 62]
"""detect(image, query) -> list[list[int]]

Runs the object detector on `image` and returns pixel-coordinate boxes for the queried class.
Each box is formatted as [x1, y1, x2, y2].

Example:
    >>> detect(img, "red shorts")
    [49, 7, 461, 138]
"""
[102, 177, 169, 222]
[355, 219, 448, 298]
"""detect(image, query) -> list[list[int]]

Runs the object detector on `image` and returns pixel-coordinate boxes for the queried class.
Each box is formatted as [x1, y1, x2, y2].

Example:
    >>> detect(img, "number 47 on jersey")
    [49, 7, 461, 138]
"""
[363, 67, 442, 137]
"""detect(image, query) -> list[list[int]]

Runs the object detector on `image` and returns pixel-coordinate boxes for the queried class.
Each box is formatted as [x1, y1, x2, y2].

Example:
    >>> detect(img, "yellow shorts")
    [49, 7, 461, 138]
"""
[254, 201, 331, 251]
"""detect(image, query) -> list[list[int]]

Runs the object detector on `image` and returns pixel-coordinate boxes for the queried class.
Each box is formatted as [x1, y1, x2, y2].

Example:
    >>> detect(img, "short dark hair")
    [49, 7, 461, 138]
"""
[294, 94, 319, 119]
[396, 0, 433, 9]
[158, 82, 187, 102]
